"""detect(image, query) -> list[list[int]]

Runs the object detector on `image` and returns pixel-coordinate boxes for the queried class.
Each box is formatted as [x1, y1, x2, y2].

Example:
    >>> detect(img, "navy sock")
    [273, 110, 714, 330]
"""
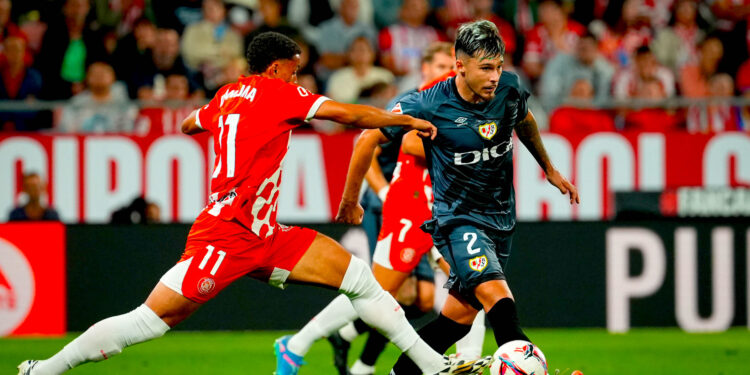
[486, 298, 529, 346]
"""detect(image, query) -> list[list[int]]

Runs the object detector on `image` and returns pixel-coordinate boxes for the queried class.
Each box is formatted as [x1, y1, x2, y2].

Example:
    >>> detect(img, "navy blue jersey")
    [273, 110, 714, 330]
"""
[381, 72, 530, 232]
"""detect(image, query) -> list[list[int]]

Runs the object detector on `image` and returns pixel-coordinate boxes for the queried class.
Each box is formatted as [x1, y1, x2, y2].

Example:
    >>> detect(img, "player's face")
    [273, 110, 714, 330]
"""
[457, 53, 503, 102]
[273, 54, 302, 84]
[422, 52, 454, 83]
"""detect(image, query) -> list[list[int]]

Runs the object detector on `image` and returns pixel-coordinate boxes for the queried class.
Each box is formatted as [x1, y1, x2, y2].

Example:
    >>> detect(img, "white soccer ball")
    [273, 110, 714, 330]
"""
[489, 340, 548, 375]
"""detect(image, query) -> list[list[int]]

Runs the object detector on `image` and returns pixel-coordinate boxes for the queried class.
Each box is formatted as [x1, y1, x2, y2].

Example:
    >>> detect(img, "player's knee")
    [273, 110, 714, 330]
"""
[474, 279, 513, 310]
[339, 256, 380, 299]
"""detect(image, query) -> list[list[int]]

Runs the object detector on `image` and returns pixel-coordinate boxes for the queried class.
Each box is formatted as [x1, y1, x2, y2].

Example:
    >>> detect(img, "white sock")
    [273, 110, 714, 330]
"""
[350, 358, 375, 374]
[455, 310, 486, 360]
[339, 256, 444, 374]
[287, 294, 357, 357]
[34, 304, 170, 375]
[338, 322, 360, 342]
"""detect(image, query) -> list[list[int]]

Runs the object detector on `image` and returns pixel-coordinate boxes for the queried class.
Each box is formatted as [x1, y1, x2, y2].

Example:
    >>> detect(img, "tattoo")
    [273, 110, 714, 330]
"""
[515, 113, 552, 173]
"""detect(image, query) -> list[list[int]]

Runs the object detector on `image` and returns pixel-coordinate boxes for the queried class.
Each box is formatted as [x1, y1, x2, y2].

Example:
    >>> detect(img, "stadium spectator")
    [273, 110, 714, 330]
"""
[58, 61, 136, 133]
[133, 28, 203, 100]
[135, 73, 194, 136]
[539, 32, 614, 111]
[595, 0, 653, 68]
[708, 0, 750, 76]
[373, 0, 402, 28]
[35, 0, 109, 100]
[209, 56, 248, 95]
[549, 78, 616, 133]
[737, 57, 750, 94]
[440, 0, 517, 59]
[326, 36, 394, 103]
[378, 0, 445, 88]
[521, 0, 585, 80]
[92, 0, 155, 39]
[110, 197, 161, 224]
[651, 0, 705, 73]
[113, 17, 157, 98]
[0, 0, 22, 54]
[624, 78, 682, 132]
[680, 36, 724, 97]
[8, 172, 59, 221]
[245, 0, 300, 44]
[152, 0, 203, 33]
[180, 0, 243, 91]
[287, 0, 334, 38]
[687, 73, 740, 133]
[498, 0, 539, 35]
[312, 0, 377, 72]
[613, 45, 676, 100]
[0, 35, 42, 131]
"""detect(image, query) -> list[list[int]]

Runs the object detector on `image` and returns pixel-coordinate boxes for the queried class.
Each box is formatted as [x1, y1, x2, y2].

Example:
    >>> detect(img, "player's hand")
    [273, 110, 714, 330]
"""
[336, 200, 364, 225]
[547, 168, 579, 204]
[405, 118, 437, 140]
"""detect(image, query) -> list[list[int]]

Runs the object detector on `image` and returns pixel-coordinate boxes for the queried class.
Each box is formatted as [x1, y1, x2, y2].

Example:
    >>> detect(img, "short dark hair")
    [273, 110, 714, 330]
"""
[454, 20, 505, 59]
[246, 32, 302, 74]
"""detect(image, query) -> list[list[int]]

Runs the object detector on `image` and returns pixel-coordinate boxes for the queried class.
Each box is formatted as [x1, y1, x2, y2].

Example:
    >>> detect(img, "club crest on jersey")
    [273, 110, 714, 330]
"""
[391, 102, 403, 114]
[478, 122, 497, 140]
[197, 277, 216, 295]
[469, 255, 488, 272]
[400, 248, 416, 263]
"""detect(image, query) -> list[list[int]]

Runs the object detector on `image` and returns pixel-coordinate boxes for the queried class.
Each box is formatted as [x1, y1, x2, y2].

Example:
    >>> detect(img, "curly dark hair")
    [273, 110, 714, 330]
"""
[246, 32, 302, 74]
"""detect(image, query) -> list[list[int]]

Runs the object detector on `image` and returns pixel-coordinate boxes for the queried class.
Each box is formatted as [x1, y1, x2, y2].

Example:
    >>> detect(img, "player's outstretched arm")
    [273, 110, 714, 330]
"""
[515, 110, 580, 204]
[314, 100, 437, 139]
[181, 110, 206, 135]
[336, 129, 390, 224]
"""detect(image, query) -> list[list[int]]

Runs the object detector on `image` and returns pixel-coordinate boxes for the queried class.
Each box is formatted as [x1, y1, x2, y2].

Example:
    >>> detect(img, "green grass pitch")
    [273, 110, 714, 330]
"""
[2, 328, 748, 374]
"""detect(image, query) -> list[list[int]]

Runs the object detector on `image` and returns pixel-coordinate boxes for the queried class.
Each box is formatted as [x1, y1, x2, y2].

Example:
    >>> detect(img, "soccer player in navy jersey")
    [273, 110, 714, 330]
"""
[336, 20, 580, 374]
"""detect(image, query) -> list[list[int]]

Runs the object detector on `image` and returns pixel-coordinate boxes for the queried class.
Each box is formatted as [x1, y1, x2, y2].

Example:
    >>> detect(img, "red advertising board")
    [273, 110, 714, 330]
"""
[0, 222, 66, 336]
[0, 131, 748, 223]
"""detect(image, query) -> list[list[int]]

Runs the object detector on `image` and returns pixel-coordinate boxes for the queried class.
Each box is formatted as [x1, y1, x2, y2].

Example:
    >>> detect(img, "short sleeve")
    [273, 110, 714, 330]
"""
[380, 91, 424, 141]
[278, 83, 331, 123]
[195, 91, 222, 132]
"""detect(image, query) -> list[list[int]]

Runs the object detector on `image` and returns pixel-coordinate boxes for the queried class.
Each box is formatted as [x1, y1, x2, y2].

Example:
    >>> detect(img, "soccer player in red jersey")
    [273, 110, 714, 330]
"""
[17, 32, 491, 375]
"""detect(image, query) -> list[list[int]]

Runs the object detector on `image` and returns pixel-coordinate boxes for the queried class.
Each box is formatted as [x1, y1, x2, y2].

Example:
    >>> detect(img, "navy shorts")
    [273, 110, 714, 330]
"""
[430, 223, 513, 310]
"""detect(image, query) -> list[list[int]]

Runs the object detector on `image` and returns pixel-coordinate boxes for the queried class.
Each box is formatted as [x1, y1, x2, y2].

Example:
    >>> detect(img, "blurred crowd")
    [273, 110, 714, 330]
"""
[0, 0, 749, 134]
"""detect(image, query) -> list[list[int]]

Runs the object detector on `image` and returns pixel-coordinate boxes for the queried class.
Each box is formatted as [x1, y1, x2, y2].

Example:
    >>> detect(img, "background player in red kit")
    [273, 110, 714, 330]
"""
[17, 32, 491, 375]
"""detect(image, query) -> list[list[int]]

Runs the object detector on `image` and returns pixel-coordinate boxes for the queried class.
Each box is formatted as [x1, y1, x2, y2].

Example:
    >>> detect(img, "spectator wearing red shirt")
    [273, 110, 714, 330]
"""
[549, 78, 616, 134]
[596, 0, 653, 68]
[135, 73, 194, 136]
[613, 45, 676, 100]
[0, 35, 42, 131]
[522, 0, 585, 80]
[686, 73, 740, 133]
[440, 0, 517, 59]
[624, 78, 682, 132]
[378, 0, 446, 89]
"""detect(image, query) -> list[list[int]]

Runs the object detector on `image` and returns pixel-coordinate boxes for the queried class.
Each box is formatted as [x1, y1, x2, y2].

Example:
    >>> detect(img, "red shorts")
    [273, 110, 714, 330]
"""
[372, 195, 433, 273]
[160, 209, 317, 303]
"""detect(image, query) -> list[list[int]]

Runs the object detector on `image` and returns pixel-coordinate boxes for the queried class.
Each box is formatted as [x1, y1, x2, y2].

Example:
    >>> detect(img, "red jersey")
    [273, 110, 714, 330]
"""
[196, 75, 329, 238]
[386, 152, 433, 211]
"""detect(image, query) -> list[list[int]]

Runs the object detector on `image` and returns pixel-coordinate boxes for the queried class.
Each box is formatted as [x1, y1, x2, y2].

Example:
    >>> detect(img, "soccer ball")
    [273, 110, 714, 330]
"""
[489, 340, 548, 375]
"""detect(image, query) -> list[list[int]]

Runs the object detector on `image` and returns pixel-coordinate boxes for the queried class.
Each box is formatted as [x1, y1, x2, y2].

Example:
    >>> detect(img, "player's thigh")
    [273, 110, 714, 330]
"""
[372, 263, 411, 295]
[287, 232, 352, 289]
[145, 282, 202, 327]
[440, 290, 480, 325]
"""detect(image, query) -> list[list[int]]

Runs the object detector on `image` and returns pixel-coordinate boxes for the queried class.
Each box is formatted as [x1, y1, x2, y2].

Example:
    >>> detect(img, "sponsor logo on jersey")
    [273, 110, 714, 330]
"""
[468, 255, 488, 272]
[454, 140, 513, 165]
[454, 117, 468, 126]
[400, 248, 416, 263]
[478, 122, 497, 140]
[0, 238, 34, 335]
[197, 277, 216, 295]
[391, 103, 403, 114]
